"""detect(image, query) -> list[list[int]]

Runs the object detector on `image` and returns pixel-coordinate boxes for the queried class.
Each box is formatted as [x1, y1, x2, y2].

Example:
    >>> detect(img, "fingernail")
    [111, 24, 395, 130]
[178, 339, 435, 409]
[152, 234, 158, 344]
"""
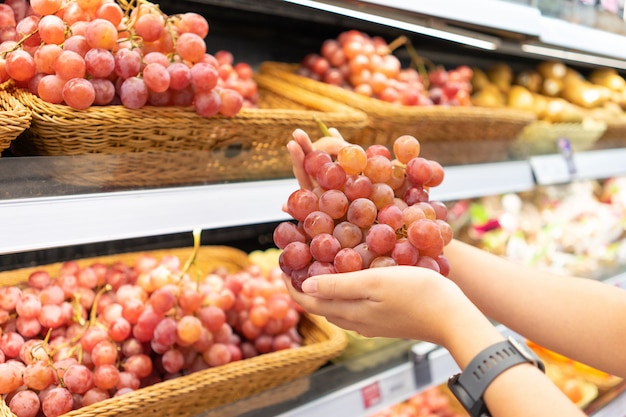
[301, 278, 317, 294]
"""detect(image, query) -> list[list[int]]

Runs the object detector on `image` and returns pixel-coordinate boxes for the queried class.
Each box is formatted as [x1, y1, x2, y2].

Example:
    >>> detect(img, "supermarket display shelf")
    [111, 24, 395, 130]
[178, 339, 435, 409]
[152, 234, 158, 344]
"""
[1, 148, 624, 255]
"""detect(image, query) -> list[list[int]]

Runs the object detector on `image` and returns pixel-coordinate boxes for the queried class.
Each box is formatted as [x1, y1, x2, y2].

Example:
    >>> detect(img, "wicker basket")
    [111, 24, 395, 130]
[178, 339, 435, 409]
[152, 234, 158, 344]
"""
[510, 119, 607, 157]
[0, 246, 348, 417]
[9, 74, 367, 188]
[0, 83, 31, 155]
[259, 62, 537, 166]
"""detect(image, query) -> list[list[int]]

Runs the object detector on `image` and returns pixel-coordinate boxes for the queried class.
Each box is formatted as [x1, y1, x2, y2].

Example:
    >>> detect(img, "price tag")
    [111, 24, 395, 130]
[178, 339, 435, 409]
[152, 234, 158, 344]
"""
[529, 155, 573, 185]
[360, 381, 382, 409]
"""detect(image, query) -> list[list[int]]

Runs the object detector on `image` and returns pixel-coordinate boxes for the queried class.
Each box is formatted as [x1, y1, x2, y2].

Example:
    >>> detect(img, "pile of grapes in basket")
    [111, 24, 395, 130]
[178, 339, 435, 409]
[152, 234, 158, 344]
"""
[0, 0, 258, 115]
[297, 29, 473, 106]
[274, 132, 453, 291]
[0, 252, 301, 417]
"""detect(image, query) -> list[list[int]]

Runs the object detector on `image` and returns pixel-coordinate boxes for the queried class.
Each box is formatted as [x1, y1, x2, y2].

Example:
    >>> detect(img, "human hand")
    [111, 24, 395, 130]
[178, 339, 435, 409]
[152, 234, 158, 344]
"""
[283, 265, 477, 346]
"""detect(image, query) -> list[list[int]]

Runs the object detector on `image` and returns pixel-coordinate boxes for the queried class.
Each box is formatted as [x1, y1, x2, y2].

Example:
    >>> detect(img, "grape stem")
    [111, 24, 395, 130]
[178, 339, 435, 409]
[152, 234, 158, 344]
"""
[313, 115, 332, 137]
[0, 29, 39, 59]
[178, 228, 202, 281]
[387, 35, 434, 90]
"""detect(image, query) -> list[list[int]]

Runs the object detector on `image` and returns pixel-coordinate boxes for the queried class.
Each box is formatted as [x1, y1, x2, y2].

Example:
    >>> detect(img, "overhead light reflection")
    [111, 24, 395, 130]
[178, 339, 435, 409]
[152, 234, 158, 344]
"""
[521, 43, 626, 70]
[283, 0, 499, 50]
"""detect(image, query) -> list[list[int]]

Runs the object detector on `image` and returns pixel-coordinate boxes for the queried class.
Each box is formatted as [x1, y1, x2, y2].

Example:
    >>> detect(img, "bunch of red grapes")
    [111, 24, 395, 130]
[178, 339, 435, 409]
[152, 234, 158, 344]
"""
[297, 30, 473, 106]
[0, 0, 258, 115]
[0, 252, 301, 417]
[274, 133, 453, 291]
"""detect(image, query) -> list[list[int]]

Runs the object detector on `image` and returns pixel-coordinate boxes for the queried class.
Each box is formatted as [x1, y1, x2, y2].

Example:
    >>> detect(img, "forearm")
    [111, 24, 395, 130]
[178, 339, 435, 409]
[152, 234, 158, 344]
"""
[444, 239, 626, 377]
[442, 300, 584, 417]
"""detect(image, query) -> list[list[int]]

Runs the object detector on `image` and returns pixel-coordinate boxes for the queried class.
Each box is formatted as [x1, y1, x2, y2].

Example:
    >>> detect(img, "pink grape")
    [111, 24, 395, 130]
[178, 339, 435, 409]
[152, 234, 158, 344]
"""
[194, 89, 221, 117]
[167, 62, 192, 90]
[344, 175, 373, 201]
[9, 389, 40, 417]
[333, 221, 363, 248]
[5, 49, 35, 81]
[218, 88, 243, 117]
[406, 157, 434, 186]
[119, 77, 149, 109]
[334, 247, 363, 272]
[176, 32, 206, 63]
[303, 210, 335, 237]
[84, 18, 118, 50]
[315, 162, 346, 190]
[41, 387, 73, 417]
[0, 362, 23, 393]
[143, 62, 170, 93]
[365, 223, 397, 255]
[318, 189, 349, 219]
[280, 241, 311, 272]
[84, 48, 115, 78]
[309, 233, 342, 262]
[63, 364, 93, 394]
[273, 222, 305, 249]
[304, 150, 332, 177]
[62, 78, 95, 110]
[347, 198, 377, 228]
[286, 188, 318, 221]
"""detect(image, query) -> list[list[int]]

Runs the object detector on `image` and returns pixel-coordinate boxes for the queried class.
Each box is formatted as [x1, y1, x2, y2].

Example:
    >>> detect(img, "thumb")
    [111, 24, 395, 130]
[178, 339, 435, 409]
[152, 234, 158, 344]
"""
[301, 271, 378, 300]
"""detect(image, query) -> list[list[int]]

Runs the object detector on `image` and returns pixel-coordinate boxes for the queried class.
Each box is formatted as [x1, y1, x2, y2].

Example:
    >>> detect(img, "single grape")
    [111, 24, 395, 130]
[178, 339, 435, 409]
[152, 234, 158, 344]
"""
[336, 144, 367, 175]
[309, 233, 342, 263]
[194, 89, 221, 117]
[303, 210, 335, 237]
[333, 247, 363, 273]
[365, 223, 397, 255]
[273, 221, 305, 249]
[393, 135, 421, 164]
[346, 198, 377, 229]
[30, 72, 57, 101]
[9, 389, 40, 417]
[318, 189, 349, 219]
[303, 150, 332, 178]
[63, 363, 93, 394]
[41, 386, 73, 417]
[62, 78, 95, 110]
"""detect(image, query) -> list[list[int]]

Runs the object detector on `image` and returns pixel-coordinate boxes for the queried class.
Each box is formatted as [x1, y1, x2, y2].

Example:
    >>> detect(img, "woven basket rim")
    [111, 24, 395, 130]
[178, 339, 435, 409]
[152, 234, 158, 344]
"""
[260, 61, 538, 122]
[11, 76, 367, 126]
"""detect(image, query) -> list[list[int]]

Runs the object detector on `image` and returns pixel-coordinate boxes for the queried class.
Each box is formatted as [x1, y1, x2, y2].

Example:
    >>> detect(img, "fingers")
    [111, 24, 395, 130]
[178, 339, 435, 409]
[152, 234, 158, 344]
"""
[301, 271, 379, 301]
[292, 128, 315, 154]
[287, 139, 315, 191]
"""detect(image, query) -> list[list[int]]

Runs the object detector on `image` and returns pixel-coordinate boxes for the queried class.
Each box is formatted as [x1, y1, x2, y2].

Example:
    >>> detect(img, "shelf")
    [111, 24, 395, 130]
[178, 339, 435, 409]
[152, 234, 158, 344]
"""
[2, 147, 624, 255]
[0, 179, 296, 255]
[357, 0, 543, 36]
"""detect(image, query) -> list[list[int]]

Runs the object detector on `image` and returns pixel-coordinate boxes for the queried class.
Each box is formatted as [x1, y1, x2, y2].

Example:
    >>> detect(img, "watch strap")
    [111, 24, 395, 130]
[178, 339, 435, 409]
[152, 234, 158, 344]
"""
[447, 336, 545, 417]
[457, 339, 531, 400]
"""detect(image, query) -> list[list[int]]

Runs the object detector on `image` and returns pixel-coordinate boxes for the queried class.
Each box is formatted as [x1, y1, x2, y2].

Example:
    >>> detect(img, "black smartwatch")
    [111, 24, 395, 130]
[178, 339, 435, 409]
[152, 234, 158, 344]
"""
[447, 336, 545, 417]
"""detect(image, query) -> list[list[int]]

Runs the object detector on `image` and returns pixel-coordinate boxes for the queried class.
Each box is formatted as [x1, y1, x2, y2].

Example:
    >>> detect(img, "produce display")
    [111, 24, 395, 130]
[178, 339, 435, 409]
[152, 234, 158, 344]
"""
[368, 384, 468, 417]
[526, 339, 622, 406]
[0, 245, 303, 417]
[472, 60, 626, 125]
[448, 177, 626, 279]
[297, 30, 473, 106]
[0, 0, 258, 115]
[274, 125, 453, 291]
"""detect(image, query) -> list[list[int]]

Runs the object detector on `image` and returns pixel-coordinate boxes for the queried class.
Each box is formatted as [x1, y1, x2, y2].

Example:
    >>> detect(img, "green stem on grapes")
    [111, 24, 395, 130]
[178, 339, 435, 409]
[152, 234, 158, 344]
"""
[89, 284, 112, 327]
[0, 29, 40, 59]
[313, 115, 332, 137]
[386, 35, 408, 54]
[401, 37, 434, 90]
[179, 228, 202, 282]
[71, 293, 87, 327]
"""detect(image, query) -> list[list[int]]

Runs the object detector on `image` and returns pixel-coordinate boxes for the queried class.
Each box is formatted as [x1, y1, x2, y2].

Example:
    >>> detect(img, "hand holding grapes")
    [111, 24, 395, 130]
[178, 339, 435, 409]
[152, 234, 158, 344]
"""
[282, 265, 493, 347]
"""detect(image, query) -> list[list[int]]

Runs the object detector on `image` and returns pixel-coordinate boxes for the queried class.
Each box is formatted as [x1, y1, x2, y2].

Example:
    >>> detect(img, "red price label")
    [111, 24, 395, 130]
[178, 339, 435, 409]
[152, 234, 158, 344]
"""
[361, 382, 382, 409]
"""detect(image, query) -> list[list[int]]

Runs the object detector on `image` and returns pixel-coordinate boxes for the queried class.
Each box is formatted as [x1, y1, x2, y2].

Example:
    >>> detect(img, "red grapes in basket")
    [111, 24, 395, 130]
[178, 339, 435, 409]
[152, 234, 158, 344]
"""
[0, 0, 259, 114]
[0, 249, 301, 417]
[274, 132, 453, 291]
[298, 29, 473, 106]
